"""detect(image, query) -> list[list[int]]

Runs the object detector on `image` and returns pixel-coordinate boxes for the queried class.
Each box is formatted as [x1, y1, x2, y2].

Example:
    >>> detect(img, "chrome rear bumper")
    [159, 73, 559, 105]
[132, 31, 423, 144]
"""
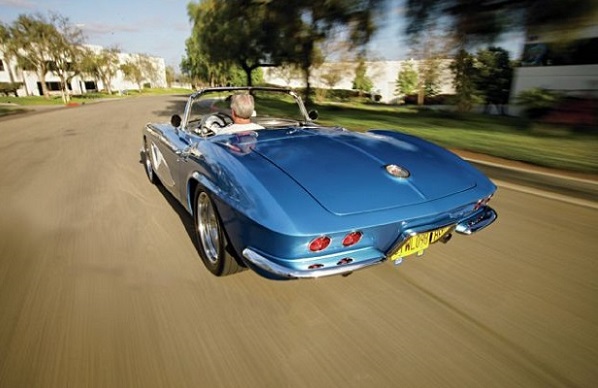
[455, 206, 497, 235]
[242, 248, 386, 279]
[242, 206, 497, 279]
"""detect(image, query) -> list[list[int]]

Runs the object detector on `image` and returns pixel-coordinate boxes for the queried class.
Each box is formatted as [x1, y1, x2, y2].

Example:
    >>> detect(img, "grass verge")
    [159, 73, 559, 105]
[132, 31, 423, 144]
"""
[313, 102, 597, 174]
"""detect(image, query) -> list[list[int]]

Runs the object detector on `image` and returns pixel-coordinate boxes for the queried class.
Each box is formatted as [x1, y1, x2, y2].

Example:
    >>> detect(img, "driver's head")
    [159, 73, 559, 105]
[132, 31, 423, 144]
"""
[230, 94, 254, 120]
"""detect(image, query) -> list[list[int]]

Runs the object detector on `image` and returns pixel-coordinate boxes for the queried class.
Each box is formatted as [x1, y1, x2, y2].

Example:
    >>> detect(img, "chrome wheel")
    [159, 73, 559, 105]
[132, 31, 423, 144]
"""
[196, 191, 221, 264]
[143, 141, 157, 184]
[193, 188, 243, 276]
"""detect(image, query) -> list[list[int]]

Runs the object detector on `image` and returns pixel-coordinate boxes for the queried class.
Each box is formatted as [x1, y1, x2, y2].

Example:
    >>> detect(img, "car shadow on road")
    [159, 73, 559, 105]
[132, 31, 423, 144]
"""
[138, 151, 248, 273]
[151, 180, 248, 272]
[138, 151, 200, 253]
[156, 182, 200, 251]
[151, 96, 188, 120]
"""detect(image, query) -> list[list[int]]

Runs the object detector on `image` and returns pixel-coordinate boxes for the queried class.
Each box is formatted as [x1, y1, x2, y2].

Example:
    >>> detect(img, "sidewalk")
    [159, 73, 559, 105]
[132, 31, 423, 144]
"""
[454, 149, 598, 182]
[455, 149, 598, 207]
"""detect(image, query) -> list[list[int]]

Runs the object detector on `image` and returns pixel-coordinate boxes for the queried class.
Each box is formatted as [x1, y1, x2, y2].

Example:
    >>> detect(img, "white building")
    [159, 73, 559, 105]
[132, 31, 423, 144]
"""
[509, 23, 598, 114]
[263, 59, 455, 103]
[0, 44, 167, 97]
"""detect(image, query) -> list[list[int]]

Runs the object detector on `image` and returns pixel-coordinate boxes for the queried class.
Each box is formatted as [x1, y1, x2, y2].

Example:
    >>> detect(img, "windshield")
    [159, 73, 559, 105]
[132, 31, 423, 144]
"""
[185, 88, 309, 134]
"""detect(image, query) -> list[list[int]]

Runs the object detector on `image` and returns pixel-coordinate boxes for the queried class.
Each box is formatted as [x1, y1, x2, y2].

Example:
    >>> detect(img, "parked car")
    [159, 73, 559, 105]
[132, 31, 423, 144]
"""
[142, 86, 497, 279]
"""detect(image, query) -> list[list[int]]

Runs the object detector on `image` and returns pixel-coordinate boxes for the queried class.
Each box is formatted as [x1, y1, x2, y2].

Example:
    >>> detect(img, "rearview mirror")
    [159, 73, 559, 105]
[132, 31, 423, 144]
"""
[171, 114, 182, 128]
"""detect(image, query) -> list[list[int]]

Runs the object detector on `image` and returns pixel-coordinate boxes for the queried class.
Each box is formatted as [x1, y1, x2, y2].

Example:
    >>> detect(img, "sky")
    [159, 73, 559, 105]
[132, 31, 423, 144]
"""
[0, 0, 522, 70]
[0, 0, 195, 68]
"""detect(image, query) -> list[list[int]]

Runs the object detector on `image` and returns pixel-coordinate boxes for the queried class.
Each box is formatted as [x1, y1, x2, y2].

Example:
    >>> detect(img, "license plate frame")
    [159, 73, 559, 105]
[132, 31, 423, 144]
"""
[390, 225, 453, 260]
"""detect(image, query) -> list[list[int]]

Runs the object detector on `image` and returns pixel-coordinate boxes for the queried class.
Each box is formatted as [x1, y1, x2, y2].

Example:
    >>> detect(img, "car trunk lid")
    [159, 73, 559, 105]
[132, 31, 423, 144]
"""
[253, 130, 476, 215]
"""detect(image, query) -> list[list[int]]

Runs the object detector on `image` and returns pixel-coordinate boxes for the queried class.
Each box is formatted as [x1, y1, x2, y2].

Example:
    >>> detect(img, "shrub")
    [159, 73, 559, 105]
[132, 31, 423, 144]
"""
[403, 94, 455, 105]
[0, 82, 22, 97]
[516, 88, 563, 119]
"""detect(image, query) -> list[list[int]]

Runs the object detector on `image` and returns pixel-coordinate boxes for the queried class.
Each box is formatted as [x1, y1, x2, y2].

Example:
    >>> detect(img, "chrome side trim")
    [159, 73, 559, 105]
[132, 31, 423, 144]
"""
[455, 206, 498, 235]
[242, 248, 386, 279]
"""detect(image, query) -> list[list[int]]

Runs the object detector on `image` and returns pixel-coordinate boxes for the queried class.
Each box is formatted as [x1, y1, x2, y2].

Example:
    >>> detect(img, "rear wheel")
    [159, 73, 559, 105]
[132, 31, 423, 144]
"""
[143, 139, 158, 184]
[194, 188, 242, 276]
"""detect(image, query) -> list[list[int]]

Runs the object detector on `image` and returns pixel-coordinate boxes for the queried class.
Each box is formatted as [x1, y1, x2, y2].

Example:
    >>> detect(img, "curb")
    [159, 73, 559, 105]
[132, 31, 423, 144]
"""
[463, 157, 598, 208]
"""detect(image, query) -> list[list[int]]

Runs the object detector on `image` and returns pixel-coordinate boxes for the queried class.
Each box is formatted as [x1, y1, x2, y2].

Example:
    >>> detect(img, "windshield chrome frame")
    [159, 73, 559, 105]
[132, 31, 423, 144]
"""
[182, 86, 311, 134]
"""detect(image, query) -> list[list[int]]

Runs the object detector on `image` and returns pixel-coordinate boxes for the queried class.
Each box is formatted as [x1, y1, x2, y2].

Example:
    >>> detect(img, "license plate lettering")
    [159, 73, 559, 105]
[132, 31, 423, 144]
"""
[408, 234, 429, 251]
[430, 226, 451, 243]
[391, 226, 452, 260]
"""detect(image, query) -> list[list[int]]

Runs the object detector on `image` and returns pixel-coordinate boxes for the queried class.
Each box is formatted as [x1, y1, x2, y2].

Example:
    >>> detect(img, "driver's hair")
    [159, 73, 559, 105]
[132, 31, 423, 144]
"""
[230, 94, 255, 119]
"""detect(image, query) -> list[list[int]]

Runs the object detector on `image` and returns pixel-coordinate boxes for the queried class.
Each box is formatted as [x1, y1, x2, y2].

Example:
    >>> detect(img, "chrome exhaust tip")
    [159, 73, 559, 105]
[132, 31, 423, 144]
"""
[440, 233, 452, 244]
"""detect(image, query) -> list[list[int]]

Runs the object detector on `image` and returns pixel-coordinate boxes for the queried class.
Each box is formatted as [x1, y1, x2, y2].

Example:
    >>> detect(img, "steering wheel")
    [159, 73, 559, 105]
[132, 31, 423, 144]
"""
[199, 112, 233, 135]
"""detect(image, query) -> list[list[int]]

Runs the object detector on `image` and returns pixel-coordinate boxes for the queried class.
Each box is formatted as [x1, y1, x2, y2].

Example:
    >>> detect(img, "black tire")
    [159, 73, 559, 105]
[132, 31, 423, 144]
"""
[193, 187, 242, 276]
[143, 139, 158, 184]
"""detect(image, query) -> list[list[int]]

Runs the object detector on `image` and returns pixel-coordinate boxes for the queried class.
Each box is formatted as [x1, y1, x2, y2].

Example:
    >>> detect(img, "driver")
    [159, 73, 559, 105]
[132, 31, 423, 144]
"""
[217, 94, 264, 135]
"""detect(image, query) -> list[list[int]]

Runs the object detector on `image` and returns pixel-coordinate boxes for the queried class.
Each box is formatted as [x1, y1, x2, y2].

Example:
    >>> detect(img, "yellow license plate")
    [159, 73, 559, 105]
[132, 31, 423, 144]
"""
[391, 226, 452, 260]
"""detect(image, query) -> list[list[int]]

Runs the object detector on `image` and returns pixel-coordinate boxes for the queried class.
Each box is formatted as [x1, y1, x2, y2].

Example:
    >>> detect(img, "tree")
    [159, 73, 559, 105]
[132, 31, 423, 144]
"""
[119, 61, 142, 90]
[404, 0, 598, 49]
[43, 13, 85, 104]
[181, 33, 227, 87]
[352, 57, 373, 95]
[320, 62, 348, 92]
[321, 68, 342, 91]
[313, 61, 349, 101]
[450, 49, 480, 112]
[186, 0, 286, 87]
[420, 58, 443, 99]
[165, 66, 175, 88]
[78, 48, 100, 88]
[277, 1, 385, 103]
[228, 65, 263, 86]
[6, 12, 86, 102]
[121, 54, 158, 91]
[185, 0, 386, 102]
[98, 48, 120, 94]
[136, 54, 159, 87]
[406, 26, 452, 105]
[0, 22, 20, 96]
[9, 14, 56, 98]
[395, 60, 418, 98]
[314, 33, 354, 100]
[474, 47, 513, 114]
[82, 47, 120, 94]
[403, 0, 598, 111]
[403, 1, 504, 110]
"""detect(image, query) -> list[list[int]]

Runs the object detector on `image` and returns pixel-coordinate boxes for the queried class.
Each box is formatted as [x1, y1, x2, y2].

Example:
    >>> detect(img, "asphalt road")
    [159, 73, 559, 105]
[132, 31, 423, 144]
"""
[0, 96, 597, 388]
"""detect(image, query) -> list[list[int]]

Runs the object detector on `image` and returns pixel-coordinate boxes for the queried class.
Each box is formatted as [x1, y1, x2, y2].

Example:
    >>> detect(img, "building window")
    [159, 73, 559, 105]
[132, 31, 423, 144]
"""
[521, 37, 598, 67]
[0, 59, 5, 71]
[84, 81, 97, 91]
[37, 82, 72, 95]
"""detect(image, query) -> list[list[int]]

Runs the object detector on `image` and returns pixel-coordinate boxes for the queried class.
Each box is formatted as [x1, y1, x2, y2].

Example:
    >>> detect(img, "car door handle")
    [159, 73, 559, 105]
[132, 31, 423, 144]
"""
[176, 147, 190, 159]
[177, 146, 202, 160]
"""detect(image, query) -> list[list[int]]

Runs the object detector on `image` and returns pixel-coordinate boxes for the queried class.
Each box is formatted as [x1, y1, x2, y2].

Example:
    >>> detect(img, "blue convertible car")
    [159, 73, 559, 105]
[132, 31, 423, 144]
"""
[142, 87, 497, 279]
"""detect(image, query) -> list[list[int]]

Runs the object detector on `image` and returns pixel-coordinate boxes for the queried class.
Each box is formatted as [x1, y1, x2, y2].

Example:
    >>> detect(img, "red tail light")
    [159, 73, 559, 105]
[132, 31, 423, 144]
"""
[342, 231, 362, 247]
[309, 236, 331, 252]
[474, 195, 493, 211]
